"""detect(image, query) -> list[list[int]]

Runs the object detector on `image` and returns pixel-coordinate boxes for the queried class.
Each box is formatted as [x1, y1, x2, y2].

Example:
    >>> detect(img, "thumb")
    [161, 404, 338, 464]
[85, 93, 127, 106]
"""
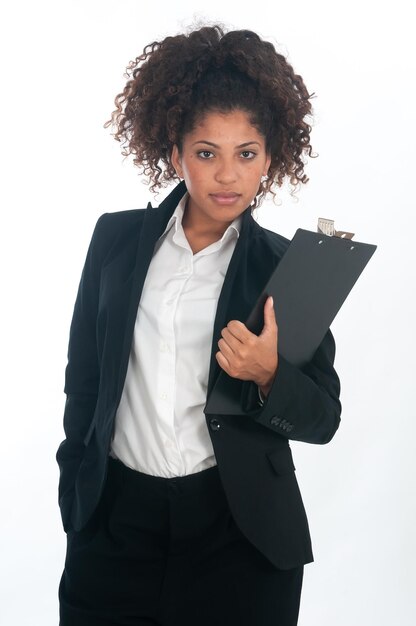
[260, 296, 276, 335]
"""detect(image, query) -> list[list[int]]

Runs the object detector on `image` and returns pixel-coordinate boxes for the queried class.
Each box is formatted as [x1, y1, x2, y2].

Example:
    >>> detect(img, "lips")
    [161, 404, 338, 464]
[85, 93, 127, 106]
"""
[211, 192, 240, 198]
[210, 192, 241, 206]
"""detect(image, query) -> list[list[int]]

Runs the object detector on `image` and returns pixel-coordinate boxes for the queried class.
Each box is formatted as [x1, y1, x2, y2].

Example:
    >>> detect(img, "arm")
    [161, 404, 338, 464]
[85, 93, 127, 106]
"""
[245, 329, 342, 444]
[217, 296, 342, 445]
[55, 213, 108, 531]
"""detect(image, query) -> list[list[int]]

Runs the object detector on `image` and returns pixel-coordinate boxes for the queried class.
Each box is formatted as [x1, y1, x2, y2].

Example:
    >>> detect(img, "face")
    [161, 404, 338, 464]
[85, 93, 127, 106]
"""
[171, 109, 271, 235]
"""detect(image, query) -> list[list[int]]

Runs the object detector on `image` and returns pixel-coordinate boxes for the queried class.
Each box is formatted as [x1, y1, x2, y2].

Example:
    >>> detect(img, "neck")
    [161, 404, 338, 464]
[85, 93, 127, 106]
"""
[182, 198, 232, 239]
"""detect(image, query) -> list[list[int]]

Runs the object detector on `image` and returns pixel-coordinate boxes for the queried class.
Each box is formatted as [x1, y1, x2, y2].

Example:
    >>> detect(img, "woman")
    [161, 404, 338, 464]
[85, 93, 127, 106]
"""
[57, 24, 341, 626]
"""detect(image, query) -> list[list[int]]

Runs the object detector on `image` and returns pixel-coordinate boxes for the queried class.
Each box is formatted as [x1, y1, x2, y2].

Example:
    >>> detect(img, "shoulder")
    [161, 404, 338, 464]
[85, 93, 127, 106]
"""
[97, 207, 147, 231]
[86, 207, 148, 263]
[249, 217, 291, 259]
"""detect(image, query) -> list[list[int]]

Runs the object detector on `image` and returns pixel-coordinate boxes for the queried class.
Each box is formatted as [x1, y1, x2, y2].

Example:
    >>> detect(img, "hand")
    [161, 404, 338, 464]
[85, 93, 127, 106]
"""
[215, 296, 279, 393]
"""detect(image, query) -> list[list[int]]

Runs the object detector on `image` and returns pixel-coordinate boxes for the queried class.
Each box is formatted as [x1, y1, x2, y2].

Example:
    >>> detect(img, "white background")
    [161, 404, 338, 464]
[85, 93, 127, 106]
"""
[1, 1, 415, 624]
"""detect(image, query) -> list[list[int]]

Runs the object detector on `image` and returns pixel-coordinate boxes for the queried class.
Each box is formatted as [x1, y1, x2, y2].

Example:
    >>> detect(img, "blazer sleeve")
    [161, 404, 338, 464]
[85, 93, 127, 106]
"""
[55, 213, 108, 531]
[242, 328, 342, 445]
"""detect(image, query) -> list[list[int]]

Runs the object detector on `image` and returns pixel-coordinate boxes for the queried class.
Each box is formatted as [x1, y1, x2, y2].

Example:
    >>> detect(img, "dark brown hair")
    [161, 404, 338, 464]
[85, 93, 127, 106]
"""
[104, 24, 316, 208]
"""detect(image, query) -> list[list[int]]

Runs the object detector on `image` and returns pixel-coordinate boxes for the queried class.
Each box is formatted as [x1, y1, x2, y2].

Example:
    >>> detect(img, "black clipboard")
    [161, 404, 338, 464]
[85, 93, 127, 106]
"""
[204, 228, 377, 415]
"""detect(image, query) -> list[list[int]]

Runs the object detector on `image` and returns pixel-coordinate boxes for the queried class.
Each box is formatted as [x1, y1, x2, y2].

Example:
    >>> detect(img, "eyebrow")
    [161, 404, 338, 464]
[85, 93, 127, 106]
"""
[191, 140, 261, 148]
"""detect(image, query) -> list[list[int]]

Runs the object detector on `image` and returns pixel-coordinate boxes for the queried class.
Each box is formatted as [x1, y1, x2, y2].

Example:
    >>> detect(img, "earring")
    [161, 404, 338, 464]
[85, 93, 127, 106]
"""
[261, 175, 268, 183]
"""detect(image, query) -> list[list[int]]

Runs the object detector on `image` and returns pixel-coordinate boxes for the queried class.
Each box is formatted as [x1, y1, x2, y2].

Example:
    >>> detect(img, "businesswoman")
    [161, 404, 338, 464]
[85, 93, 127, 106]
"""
[57, 24, 341, 626]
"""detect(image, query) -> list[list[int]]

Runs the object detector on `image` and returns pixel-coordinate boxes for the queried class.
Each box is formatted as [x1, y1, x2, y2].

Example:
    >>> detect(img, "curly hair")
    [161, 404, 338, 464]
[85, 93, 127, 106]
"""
[104, 24, 317, 208]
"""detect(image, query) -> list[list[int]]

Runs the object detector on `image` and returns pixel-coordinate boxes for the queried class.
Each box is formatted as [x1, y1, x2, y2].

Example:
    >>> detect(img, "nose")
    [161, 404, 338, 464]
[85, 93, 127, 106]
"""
[214, 159, 237, 184]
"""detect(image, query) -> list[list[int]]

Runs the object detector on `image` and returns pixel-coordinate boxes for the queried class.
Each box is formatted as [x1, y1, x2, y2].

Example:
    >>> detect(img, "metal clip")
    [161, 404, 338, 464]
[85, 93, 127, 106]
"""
[317, 218, 354, 240]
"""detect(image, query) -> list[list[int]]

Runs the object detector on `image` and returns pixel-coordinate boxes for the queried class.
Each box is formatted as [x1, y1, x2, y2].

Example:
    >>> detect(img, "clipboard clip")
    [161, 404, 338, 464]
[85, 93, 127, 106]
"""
[317, 218, 355, 240]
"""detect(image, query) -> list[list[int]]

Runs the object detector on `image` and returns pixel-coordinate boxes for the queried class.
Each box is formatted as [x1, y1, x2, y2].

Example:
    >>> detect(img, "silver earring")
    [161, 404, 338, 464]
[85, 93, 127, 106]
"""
[261, 175, 268, 183]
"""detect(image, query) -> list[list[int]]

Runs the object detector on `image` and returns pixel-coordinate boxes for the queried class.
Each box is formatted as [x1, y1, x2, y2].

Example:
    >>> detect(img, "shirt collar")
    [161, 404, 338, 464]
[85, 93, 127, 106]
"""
[158, 191, 242, 244]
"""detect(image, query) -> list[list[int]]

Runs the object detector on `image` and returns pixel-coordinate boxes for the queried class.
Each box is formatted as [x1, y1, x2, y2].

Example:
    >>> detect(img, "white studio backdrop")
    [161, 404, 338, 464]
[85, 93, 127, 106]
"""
[1, 1, 415, 624]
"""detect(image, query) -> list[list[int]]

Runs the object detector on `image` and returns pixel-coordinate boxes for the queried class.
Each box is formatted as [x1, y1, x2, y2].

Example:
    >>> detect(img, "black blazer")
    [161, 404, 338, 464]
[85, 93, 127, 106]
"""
[56, 179, 341, 570]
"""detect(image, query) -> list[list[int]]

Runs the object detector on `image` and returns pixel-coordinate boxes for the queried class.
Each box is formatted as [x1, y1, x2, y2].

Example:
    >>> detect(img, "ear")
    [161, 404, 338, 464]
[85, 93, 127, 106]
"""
[264, 153, 272, 176]
[171, 144, 183, 178]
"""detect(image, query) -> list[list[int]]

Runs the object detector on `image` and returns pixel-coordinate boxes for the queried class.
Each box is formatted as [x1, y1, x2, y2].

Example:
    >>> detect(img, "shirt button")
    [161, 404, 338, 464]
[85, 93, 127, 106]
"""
[160, 392, 168, 400]
[209, 418, 221, 431]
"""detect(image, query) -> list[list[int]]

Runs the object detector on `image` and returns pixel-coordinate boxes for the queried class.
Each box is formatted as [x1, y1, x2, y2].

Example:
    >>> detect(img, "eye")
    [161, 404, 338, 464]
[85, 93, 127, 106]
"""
[197, 150, 214, 159]
[241, 150, 256, 159]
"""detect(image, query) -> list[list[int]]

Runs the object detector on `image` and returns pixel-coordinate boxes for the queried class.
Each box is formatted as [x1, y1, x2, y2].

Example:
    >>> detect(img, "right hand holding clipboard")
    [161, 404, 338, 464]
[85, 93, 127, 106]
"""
[215, 296, 279, 398]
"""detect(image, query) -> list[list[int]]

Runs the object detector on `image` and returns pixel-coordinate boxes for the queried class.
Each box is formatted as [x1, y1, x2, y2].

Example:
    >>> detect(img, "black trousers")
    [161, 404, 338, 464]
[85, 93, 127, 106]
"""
[59, 456, 303, 626]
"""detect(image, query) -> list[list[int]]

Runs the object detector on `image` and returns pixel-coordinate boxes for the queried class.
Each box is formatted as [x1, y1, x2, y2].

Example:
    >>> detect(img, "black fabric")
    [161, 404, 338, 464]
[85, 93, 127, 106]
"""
[56, 180, 341, 571]
[59, 456, 303, 626]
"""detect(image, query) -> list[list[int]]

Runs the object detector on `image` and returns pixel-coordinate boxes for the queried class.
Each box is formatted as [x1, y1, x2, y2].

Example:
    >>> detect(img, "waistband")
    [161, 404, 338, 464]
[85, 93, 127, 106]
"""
[107, 455, 222, 496]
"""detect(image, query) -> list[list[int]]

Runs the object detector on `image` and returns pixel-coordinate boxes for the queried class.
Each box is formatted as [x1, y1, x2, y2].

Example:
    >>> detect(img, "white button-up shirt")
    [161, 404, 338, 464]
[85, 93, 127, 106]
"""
[109, 192, 242, 477]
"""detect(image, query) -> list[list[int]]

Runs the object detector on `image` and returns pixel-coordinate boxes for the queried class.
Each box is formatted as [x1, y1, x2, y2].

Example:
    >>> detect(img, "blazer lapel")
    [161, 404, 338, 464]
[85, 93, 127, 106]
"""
[116, 181, 189, 402]
[206, 207, 256, 396]
[206, 205, 276, 407]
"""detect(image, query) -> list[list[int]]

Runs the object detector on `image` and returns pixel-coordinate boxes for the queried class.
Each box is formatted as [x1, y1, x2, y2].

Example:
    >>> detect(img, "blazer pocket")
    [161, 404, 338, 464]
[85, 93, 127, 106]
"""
[266, 447, 296, 476]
